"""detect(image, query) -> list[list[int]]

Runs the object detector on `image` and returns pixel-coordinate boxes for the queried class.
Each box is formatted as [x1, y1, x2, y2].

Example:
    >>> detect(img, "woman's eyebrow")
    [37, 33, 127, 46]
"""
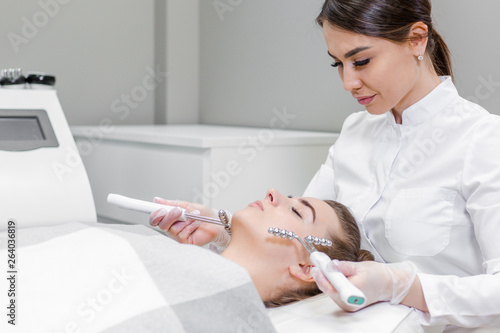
[299, 199, 316, 223]
[328, 46, 372, 59]
[327, 50, 338, 59]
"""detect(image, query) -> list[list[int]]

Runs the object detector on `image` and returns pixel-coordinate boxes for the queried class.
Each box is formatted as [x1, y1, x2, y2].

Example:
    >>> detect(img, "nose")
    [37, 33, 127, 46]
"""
[342, 67, 362, 92]
[265, 188, 280, 207]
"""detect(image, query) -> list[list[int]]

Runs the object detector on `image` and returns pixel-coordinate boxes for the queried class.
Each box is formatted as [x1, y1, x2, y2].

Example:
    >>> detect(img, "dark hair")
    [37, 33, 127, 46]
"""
[265, 200, 373, 308]
[316, 0, 453, 80]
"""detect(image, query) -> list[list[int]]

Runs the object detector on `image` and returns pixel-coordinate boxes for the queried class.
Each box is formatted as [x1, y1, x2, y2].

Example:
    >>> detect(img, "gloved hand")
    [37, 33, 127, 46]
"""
[312, 260, 417, 312]
[149, 198, 230, 248]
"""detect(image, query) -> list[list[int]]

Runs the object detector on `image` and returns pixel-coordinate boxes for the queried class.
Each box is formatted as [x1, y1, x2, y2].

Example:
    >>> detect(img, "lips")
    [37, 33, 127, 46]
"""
[355, 95, 376, 105]
[249, 200, 263, 211]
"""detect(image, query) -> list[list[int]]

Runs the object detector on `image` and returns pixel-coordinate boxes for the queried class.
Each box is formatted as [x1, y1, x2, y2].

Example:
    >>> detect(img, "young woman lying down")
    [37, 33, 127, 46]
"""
[150, 188, 374, 307]
[0, 189, 373, 332]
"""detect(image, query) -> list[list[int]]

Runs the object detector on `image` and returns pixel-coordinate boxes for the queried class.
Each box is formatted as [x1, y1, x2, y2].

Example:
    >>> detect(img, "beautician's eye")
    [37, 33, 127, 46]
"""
[354, 59, 370, 67]
[331, 61, 343, 68]
[292, 207, 302, 219]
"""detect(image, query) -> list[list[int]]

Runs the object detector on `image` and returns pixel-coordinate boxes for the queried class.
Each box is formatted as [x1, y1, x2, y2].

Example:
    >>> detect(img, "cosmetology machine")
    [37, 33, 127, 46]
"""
[0, 68, 96, 231]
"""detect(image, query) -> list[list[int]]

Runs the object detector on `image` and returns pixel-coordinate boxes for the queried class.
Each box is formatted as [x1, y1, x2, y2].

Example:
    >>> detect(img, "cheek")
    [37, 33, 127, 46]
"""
[231, 208, 259, 231]
[366, 57, 417, 111]
[231, 208, 249, 223]
[232, 208, 285, 233]
[372, 57, 404, 92]
[272, 212, 304, 233]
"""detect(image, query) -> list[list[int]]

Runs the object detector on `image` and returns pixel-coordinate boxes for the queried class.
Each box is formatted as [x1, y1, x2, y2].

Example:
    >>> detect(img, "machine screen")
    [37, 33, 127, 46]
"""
[0, 109, 59, 151]
[0, 117, 45, 141]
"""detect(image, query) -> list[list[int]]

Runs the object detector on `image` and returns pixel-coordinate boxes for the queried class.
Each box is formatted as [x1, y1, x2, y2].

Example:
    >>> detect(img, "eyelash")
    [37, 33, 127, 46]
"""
[331, 58, 370, 68]
[292, 207, 302, 219]
[287, 195, 303, 219]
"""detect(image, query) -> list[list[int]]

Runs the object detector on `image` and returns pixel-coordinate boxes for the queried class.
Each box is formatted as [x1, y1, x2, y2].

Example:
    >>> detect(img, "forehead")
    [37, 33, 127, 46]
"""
[322, 21, 381, 59]
[304, 197, 341, 235]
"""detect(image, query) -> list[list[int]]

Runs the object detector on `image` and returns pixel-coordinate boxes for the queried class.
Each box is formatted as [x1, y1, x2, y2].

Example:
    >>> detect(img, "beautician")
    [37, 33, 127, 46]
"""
[150, 0, 500, 329]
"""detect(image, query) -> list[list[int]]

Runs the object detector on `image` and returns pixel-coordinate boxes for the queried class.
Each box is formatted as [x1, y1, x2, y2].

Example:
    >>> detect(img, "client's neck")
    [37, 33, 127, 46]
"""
[221, 243, 281, 302]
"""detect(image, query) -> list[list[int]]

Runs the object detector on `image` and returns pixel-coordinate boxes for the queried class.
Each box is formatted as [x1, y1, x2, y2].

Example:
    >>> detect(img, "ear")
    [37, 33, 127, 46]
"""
[289, 263, 315, 283]
[407, 22, 429, 56]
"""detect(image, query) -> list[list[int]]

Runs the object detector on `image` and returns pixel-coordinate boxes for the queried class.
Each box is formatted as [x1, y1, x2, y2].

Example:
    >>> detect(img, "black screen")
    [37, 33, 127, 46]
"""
[0, 117, 45, 141]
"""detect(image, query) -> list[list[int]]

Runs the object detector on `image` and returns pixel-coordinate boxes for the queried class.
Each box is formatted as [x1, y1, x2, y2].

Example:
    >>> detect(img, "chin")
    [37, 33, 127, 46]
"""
[229, 208, 270, 243]
[365, 103, 390, 116]
[230, 207, 255, 229]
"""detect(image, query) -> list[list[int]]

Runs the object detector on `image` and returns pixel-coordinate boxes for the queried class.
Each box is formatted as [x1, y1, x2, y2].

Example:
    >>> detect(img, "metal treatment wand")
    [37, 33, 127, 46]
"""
[268, 227, 365, 307]
[107, 193, 231, 234]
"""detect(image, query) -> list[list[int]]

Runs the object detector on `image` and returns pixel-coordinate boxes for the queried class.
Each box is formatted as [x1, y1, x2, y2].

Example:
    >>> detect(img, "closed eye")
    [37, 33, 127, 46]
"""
[292, 207, 302, 219]
[288, 195, 303, 219]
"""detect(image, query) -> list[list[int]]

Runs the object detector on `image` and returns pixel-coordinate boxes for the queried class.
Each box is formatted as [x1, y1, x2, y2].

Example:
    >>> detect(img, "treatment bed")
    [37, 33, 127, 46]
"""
[1, 221, 436, 333]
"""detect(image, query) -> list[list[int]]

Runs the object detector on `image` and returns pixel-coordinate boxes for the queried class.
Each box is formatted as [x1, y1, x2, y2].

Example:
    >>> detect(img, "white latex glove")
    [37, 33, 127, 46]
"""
[312, 260, 417, 312]
[149, 198, 230, 248]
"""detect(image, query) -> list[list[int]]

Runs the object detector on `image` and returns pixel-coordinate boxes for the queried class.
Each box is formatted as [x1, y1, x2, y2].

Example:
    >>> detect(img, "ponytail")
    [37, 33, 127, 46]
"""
[428, 29, 454, 79]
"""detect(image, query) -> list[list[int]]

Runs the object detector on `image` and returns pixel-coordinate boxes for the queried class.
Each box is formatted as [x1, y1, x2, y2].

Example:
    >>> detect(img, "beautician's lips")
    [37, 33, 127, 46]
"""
[249, 200, 263, 211]
[355, 94, 376, 105]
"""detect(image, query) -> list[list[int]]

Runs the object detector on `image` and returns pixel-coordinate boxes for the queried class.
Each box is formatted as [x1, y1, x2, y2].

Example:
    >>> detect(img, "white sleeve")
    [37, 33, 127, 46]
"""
[303, 144, 336, 200]
[417, 273, 500, 327]
[417, 115, 500, 327]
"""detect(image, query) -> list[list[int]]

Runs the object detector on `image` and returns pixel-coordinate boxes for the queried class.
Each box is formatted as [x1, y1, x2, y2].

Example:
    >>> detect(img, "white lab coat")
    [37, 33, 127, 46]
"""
[304, 77, 500, 329]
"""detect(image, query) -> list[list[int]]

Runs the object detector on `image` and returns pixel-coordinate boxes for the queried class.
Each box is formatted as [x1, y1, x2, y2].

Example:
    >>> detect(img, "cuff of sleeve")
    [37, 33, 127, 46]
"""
[208, 243, 225, 254]
[415, 273, 456, 327]
[484, 258, 500, 275]
[415, 273, 439, 326]
[417, 271, 500, 328]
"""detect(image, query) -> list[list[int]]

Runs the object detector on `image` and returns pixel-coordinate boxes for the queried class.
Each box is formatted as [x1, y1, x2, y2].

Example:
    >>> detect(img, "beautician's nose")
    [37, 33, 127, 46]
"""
[342, 67, 362, 92]
[265, 188, 280, 207]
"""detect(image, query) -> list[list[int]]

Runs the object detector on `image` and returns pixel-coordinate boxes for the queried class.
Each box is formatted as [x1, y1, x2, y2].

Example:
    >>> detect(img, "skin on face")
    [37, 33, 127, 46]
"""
[221, 188, 343, 301]
[322, 21, 440, 122]
[230, 188, 341, 265]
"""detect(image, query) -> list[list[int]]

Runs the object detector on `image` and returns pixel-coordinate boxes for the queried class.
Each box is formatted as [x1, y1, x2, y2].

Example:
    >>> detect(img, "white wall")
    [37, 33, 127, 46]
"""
[199, 0, 352, 132]
[199, 0, 500, 132]
[2, 1, 499, 130]
[0, 0, 155, 126]
[156, 0, 200, 124]
[432, 0, 500, 113]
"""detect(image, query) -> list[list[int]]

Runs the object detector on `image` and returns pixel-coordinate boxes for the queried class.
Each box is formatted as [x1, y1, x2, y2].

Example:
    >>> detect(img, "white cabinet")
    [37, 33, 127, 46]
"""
[71, 125, 338, 225]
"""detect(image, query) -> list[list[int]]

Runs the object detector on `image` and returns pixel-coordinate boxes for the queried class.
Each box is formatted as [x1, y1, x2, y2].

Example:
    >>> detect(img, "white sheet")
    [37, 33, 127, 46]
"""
[1, 227, 168, 333]
[268, 293, 431, 333]
[0, 222, 275, 333]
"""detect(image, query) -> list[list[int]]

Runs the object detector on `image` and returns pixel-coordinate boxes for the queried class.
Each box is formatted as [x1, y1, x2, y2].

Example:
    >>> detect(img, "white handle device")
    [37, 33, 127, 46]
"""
[310, 251, 366, 308]
[107, 193, 187, 220]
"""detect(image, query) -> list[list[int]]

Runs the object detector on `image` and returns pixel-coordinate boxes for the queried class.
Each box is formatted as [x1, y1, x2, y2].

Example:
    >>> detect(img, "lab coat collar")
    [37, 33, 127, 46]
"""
[385, 76, 457, 126]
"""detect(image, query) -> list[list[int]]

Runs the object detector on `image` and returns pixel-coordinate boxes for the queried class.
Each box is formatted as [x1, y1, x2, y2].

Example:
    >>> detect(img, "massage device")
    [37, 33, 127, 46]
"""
[268, 227, 366, 308]
[107, 194, 232, 234]
[0, 68, 96, 231]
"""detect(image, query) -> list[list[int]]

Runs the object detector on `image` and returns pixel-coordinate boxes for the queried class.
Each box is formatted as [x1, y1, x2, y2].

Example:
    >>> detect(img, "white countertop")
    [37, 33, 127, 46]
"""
[71, 124, 338, 148]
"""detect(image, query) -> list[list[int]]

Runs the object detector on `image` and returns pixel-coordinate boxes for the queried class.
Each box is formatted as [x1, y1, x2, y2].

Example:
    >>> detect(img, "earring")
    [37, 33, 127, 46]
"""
[418, 53, 424, 61]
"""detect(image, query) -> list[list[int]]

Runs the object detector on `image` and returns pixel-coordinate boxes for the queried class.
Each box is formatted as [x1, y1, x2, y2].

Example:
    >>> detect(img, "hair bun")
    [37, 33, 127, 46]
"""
[358, 249, 374, 262]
